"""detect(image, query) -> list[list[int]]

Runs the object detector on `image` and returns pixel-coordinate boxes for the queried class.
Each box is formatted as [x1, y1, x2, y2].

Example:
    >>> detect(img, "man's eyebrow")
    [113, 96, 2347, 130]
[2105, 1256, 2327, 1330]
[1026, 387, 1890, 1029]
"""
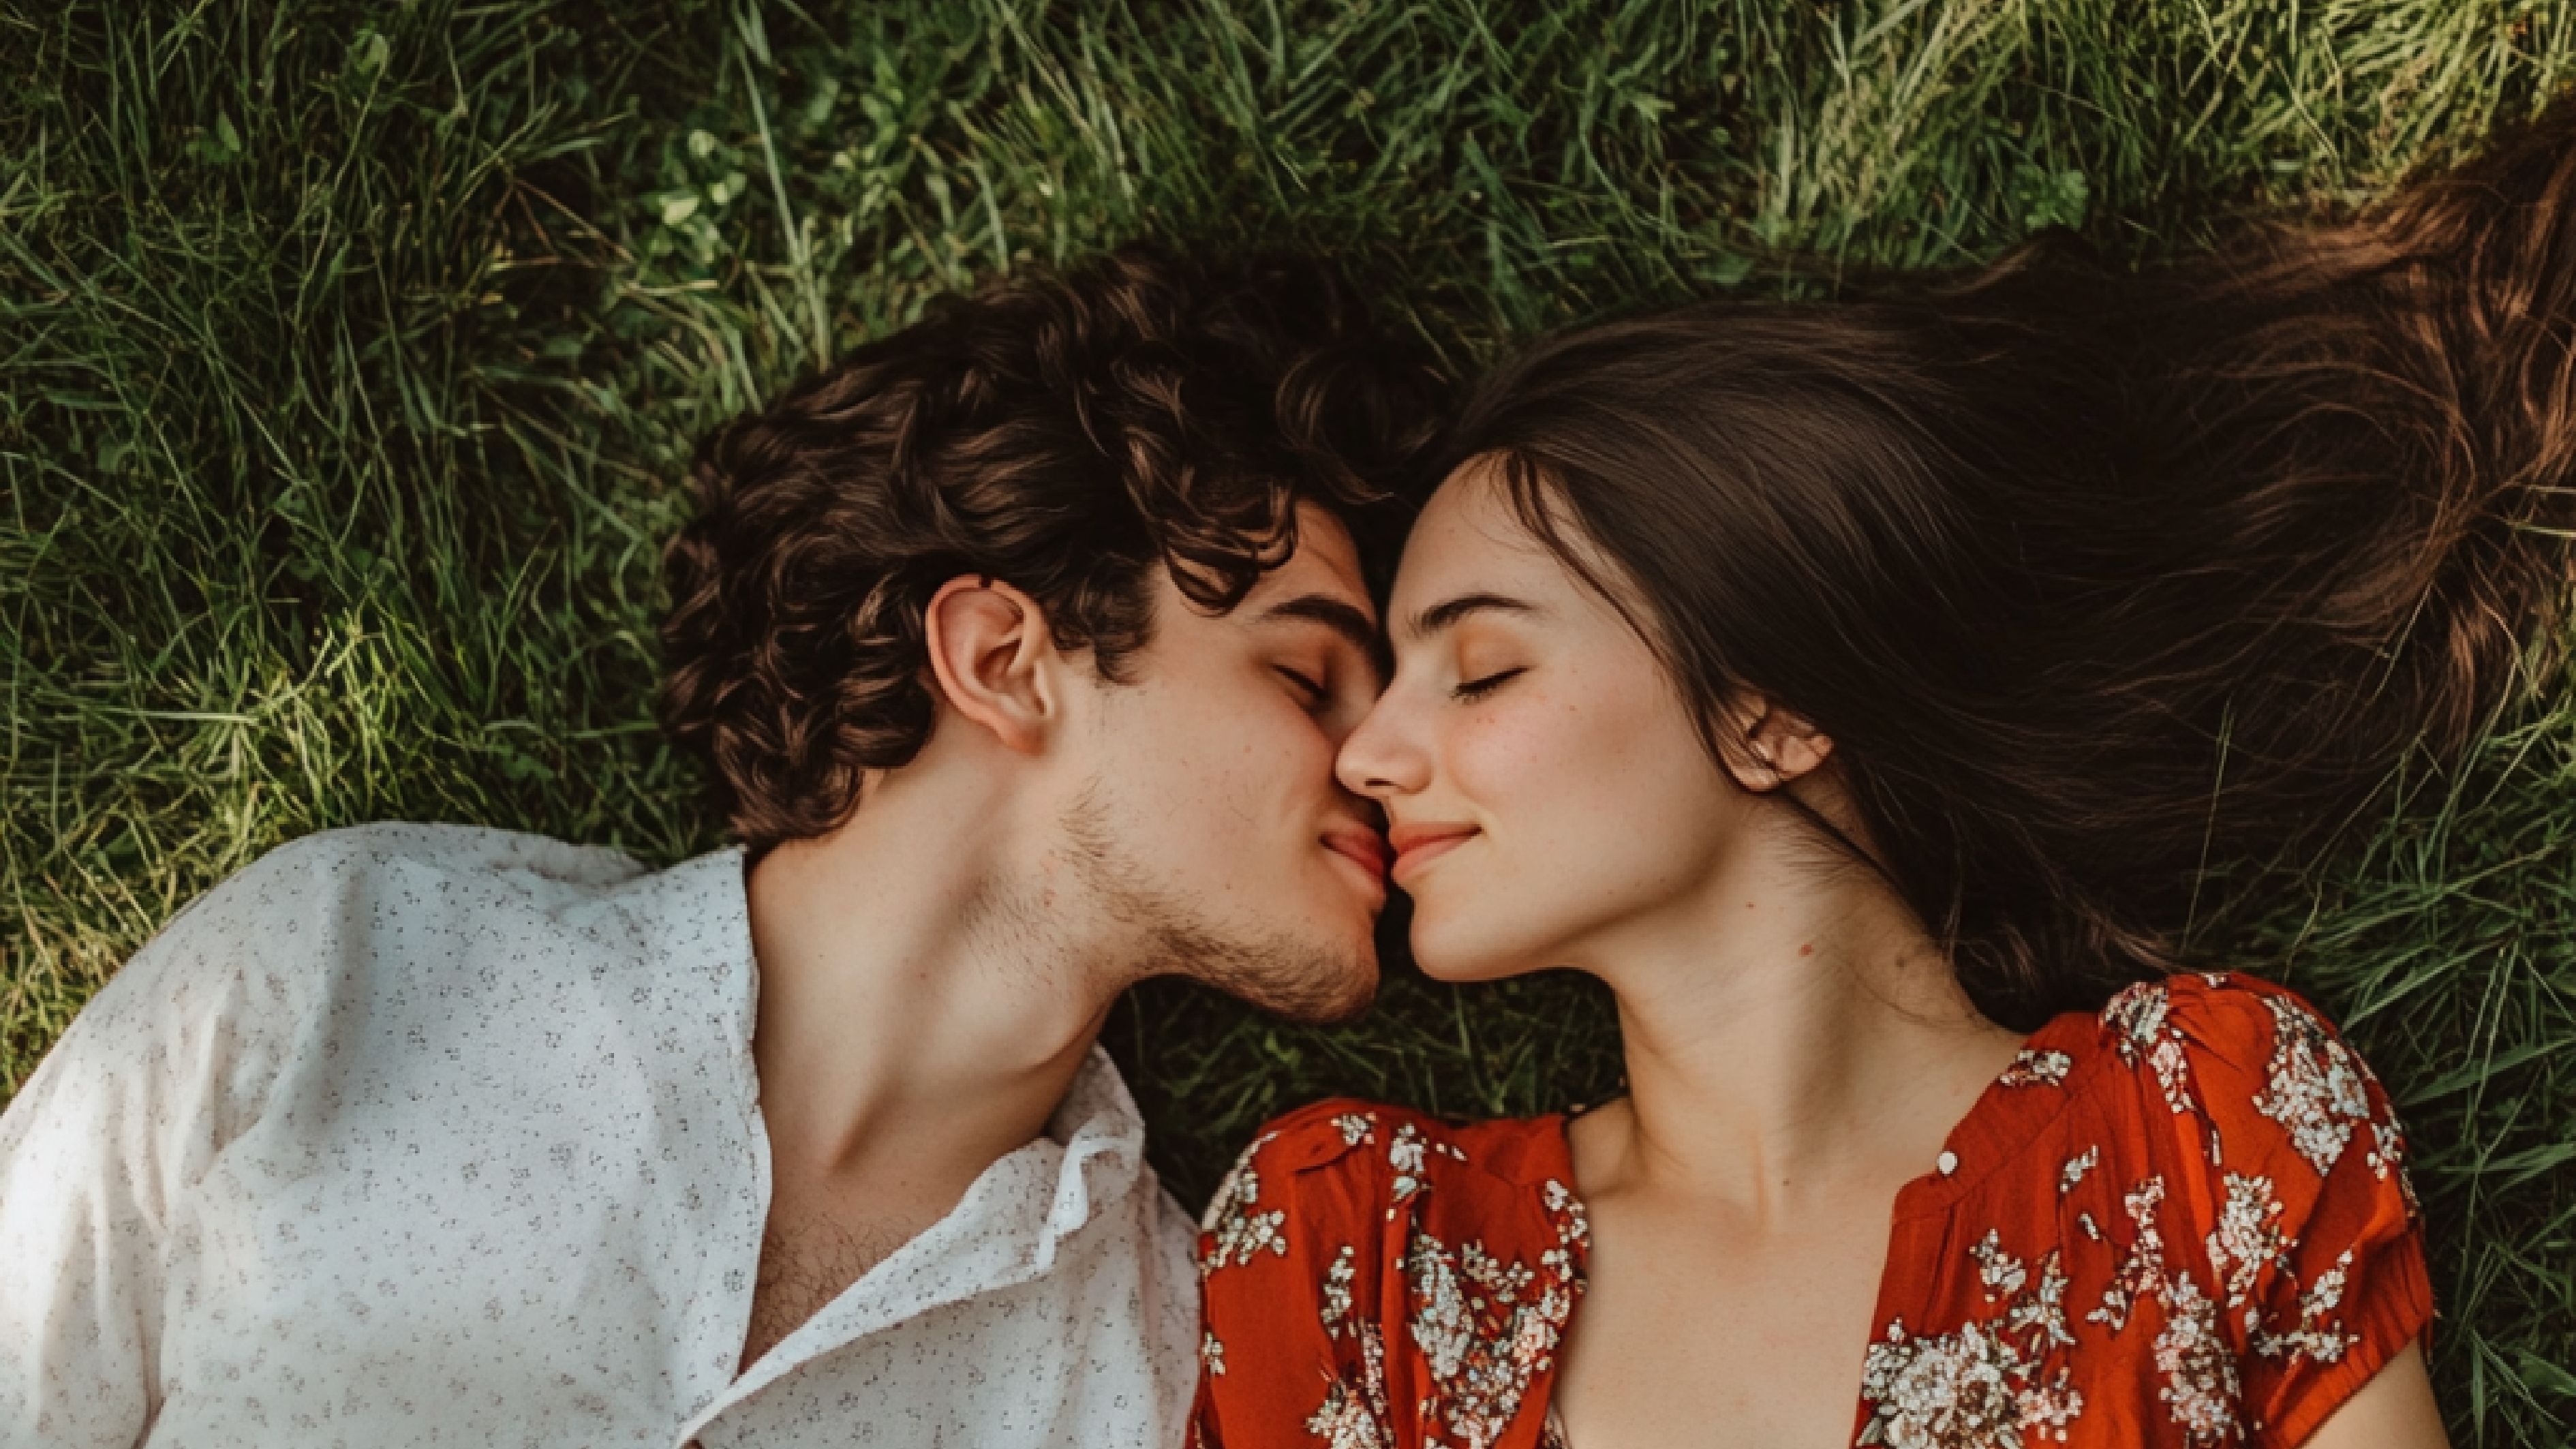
[1405, 592, 1537, 641]
[1255, 594, 1389, 677]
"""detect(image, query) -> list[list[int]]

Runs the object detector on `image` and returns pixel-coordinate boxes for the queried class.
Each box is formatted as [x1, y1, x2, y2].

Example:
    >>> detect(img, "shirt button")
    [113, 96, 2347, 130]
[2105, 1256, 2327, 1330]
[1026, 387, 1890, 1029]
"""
[1936, 1150, 1960, 1176]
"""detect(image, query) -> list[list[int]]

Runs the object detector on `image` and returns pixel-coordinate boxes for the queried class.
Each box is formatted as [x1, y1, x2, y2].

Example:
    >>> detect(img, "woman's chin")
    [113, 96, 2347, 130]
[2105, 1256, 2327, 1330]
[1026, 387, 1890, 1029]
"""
[1407, 920, 1541, 984]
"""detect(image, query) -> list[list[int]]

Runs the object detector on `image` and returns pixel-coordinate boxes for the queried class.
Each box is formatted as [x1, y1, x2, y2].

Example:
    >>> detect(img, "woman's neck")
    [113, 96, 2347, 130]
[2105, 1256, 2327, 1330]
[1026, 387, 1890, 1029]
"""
[1570, 862, 2025, 1222]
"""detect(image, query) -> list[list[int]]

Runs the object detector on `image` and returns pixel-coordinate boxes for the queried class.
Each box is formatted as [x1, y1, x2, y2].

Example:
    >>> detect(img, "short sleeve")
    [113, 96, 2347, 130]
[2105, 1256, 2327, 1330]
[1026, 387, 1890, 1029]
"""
[1189, 1099, 1396, 1449]
[2166, 977, 2434, 1448]
[0, 839, 335, 1447]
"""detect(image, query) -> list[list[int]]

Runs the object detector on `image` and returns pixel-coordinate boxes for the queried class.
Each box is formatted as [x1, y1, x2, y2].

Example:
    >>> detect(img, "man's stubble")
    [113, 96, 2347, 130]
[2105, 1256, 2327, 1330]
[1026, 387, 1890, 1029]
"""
[1054, 781, 1378, 1025]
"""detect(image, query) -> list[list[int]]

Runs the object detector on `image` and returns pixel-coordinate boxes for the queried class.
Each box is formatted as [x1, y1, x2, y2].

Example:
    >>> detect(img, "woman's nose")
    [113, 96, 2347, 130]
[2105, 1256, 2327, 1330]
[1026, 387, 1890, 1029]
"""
[1336, 684, 1430, 799]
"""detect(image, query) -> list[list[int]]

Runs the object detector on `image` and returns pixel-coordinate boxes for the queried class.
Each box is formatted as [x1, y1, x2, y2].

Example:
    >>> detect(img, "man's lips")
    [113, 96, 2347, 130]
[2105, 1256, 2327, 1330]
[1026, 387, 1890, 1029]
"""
[1387, 823, 1478, 884]
[1321, 826, 1390, 886]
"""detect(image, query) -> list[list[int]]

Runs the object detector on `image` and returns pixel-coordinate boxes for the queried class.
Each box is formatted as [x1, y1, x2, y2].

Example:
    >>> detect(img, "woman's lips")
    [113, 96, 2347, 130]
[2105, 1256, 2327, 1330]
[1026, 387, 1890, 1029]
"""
[1387, 824, 1478, 885]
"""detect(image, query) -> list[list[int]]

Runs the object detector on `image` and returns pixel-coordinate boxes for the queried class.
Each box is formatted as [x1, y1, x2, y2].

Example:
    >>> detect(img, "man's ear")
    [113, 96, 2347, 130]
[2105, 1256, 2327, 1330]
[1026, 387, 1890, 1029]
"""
[1719, 692, 1835, 793]
[922, 576, 1059, 755]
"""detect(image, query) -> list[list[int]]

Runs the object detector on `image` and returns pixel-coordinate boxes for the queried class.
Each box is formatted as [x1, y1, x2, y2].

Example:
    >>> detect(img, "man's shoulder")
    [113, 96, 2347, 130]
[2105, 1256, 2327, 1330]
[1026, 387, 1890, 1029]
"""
[236, 821, 647, 897]
[140, 823, 660, 985]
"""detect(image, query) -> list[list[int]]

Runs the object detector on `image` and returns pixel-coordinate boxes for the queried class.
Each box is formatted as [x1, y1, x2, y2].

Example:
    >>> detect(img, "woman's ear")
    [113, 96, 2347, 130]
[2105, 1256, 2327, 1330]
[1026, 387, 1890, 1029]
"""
[921, 575, 1058, 755]
[1720, 693, 1835, 792]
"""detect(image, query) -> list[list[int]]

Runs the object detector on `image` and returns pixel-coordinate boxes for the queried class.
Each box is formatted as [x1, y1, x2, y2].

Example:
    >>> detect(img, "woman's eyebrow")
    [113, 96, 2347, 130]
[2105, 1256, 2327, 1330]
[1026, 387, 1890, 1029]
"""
[1404, 592, 1537, 642]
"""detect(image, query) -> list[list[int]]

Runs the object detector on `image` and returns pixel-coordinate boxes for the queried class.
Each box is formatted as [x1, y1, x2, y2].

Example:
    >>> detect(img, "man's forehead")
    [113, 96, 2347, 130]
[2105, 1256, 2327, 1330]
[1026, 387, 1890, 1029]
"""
[1226, 508, 1390, 675]
[1248, 504, 1374, 619]
[1267, 502, 1370, 598]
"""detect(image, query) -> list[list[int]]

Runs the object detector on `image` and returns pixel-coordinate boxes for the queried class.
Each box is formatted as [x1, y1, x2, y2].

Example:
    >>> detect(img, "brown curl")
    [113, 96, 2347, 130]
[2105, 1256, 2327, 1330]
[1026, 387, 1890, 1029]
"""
[658, 244, 1444, 849]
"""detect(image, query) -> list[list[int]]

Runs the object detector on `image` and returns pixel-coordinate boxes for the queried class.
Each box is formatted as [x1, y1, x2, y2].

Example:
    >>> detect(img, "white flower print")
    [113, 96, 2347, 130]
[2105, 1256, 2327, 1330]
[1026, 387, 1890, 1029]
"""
[2252, 994, 2376, 1177]
[1321, 1245, 1359, 1339]
[1306, 1242, 1398, 1449]
[1304, 1323, 1395, 1449]
[1201, 1134, 1289, 1272]
[2001, 1048, 2075, 1088]
[2086, 1173, 2254, 1446]
[1400, 1223, 1580, 1448]
[2203, 1173, 2289, 1311]
[2103, 980, 2195, 1116]
[1859, 1318, 2037, 1448]
[2152, 1275, 2243, 1448]
[2369, 1116, 2416, 1204]
[2089, 1177, 2170, 1333]
[2250, 1249, 2358, 1367]
[1541, 1178, 1591, 1260]
[1385, 1122, 1466, 1217]
[1376, 1170, 1588, 1449]
[2059, 1146, 2100, 1196]
[1860, 1238, 2084, 1447]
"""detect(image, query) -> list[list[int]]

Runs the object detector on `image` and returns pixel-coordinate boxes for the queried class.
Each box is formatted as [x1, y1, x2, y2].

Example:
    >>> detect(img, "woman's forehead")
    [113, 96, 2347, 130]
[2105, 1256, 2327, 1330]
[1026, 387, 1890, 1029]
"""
[1400, 466, 1568, 597]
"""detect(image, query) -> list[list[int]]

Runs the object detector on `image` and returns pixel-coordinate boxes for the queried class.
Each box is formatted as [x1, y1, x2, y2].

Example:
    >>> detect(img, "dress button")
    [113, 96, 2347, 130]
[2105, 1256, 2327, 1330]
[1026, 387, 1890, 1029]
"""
[1936, 1150, 1960, 1176]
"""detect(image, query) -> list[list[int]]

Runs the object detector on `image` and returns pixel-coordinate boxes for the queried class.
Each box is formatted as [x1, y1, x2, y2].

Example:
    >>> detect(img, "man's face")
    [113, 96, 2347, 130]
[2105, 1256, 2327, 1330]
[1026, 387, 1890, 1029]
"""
[1062, 502, 1390, 1022]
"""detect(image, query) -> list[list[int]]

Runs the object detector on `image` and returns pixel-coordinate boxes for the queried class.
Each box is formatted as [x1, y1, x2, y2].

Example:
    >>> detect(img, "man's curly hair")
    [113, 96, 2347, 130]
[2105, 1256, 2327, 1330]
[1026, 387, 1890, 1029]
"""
[658, 243, 1447, 849]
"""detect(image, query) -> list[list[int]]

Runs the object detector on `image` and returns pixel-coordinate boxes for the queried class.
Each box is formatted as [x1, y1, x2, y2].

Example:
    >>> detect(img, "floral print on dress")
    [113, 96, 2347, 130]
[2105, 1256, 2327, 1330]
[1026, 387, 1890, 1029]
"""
[1193, 975, 2431, 1449]
[2059, 1146, 2100, 1196]
[2001, 1048, 2075, 1088]
[2151, 1275, 2242, 1447]
[2089, 1177, 2171, 1334]
[2103, 979, 2195, 1115]
[2250, 1249, 2358, 1367]
[1306, 1240, 1399, 1449]
[1859, 1233, 2084, 1448]
[1203, 1131, 1290, 1272]
[1406, 1233, 1551, 1446]
[1387, 1120, 1469, 1217]
[2252, 994, 2377, 1177]
[1393, 1177, 1588, 1449]
[2204, 1174, 2289, 1311]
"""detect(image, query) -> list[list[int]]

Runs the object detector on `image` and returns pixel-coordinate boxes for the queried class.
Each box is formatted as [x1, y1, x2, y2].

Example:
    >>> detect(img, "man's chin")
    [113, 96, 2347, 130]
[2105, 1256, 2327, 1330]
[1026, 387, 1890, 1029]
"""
[1197, 942, 1379, 1026]
[1261, 964, 1379, 1026]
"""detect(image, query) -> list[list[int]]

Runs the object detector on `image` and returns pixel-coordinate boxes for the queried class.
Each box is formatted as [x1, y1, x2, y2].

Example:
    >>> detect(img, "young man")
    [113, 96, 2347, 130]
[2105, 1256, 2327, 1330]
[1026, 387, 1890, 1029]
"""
[0, 246, 1440, 1447]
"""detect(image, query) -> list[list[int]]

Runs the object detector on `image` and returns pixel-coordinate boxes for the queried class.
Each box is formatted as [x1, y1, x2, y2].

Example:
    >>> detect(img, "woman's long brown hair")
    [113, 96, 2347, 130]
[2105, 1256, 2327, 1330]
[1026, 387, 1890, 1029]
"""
[1452, 97, 2576, 1031]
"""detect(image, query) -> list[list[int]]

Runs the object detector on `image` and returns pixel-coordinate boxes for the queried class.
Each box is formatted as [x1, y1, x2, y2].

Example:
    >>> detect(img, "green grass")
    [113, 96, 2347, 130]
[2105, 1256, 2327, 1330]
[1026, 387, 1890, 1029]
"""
[4, 0, 2572, 1440]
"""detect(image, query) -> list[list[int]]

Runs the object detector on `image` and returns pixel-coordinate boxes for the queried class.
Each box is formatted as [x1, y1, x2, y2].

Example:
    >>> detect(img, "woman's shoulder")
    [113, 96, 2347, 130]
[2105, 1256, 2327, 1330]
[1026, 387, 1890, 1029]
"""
[1199, 1098, 1574, 1261]
[2094, 968, 2344, 1056]
[2089, 971, 2372, 1094]
[2076, 971, 2412, 1191]
[1193, 1100, 1589, 1444]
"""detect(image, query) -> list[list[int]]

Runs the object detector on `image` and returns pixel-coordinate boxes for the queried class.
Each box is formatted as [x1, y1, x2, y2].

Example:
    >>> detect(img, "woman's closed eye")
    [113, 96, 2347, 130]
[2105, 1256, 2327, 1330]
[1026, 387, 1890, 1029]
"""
[1452, 667, 1526, 703]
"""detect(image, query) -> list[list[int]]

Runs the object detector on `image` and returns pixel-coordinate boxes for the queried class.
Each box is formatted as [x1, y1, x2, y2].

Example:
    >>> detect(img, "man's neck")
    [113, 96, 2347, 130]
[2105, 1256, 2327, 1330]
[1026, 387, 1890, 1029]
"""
[740, 768, 1127, 1193]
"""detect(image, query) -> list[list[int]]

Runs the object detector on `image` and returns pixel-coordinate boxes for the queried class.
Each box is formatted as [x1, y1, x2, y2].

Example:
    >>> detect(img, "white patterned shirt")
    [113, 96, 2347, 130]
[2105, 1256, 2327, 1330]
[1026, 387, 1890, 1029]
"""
[0, 823, 1199, 1448]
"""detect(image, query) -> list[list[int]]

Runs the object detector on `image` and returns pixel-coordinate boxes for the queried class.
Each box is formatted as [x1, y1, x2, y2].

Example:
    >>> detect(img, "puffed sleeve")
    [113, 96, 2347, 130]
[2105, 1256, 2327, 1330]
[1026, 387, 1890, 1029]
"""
[2167, 976, 2434, 1448]
[0, 840, 333, 1448]
[1189, 1099, 1396, 1449]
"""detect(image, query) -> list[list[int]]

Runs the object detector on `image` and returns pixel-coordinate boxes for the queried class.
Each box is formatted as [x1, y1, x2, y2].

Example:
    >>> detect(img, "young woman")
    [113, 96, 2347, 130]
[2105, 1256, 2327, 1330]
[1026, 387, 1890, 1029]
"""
[1189, 102, 2576, 1449]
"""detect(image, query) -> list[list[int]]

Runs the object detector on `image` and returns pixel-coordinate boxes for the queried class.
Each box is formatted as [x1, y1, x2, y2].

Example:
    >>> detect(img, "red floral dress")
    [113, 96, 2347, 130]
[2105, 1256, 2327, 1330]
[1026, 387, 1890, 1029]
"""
[1189, 973, 2432, 1449]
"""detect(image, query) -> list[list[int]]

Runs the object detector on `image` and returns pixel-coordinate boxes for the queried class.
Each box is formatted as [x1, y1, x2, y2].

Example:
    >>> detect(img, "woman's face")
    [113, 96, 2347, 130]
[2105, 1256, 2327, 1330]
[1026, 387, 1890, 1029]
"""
[1338, 459, 1759, 982]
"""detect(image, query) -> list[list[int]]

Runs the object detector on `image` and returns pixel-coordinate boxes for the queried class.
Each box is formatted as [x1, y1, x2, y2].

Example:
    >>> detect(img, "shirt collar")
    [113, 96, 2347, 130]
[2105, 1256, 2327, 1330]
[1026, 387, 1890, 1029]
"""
[613, 842, 1155, 1249]
[1039, 1044, 1155, 1253]
[626, 846, 1170, 1431]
